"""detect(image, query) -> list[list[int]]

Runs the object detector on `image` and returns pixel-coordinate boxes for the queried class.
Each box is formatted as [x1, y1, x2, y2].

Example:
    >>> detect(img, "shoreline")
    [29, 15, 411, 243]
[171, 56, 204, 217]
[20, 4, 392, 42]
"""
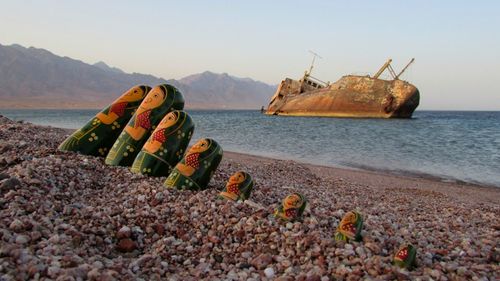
[225, 149, 500, 190]
[224, 151, 500, 206]
[0, 116, 499, 279]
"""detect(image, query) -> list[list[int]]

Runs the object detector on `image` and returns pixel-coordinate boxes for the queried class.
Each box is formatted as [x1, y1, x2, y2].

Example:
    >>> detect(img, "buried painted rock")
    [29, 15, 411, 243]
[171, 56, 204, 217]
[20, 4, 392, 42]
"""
[335, 211, 363, 242]
[219, 171, 254, 201]
[105, 84, 184, 166]
[274, 192, 307, 221]
[59, 85, 151, 156]
[393, 244, 417, 270]
[131, 111, 194, 176]
[164, 138, 223, 190]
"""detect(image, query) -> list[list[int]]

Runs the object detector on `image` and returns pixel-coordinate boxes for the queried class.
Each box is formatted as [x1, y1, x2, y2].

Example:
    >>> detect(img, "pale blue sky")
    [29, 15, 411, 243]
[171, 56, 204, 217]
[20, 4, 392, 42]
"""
[1, 0, 499, 110]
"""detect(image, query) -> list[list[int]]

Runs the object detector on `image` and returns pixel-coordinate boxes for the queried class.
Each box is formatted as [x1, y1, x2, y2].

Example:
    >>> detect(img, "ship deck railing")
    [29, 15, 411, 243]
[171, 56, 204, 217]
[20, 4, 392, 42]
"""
[304, 75, 329, 88]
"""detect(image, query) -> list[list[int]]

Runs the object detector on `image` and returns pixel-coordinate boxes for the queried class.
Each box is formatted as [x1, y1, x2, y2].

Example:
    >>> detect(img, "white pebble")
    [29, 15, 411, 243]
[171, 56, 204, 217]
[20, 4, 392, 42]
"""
[15, 234, 30, 244]
[264, 267, 275, 278]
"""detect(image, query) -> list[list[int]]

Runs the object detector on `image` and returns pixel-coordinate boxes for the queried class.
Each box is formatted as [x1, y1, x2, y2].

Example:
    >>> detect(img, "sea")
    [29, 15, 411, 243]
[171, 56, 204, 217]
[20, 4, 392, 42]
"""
[1, 109, 499, 188]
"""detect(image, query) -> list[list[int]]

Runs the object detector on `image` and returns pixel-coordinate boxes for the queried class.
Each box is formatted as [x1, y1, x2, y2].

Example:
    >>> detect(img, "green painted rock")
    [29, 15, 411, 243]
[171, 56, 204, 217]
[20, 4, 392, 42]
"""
[131, 110, 194, 176]
[274, 193, 307, 221]
[335, 211, 363, 242]
[219, 171, 254, 201]
[394, 244, 417, 270]
[58, 85, 151, 156]
[164, 138, 223, 190]
[105, 84, 184, 166]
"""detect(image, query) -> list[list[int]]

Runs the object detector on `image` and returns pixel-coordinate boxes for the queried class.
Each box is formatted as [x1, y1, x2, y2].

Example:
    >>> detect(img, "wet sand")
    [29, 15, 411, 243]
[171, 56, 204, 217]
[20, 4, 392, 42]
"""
[0, 115, 498, 280]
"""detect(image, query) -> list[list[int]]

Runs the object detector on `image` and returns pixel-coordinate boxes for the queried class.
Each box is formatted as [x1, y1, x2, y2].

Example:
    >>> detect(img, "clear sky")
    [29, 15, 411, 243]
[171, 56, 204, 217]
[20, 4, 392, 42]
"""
[1, 0, 499, 110]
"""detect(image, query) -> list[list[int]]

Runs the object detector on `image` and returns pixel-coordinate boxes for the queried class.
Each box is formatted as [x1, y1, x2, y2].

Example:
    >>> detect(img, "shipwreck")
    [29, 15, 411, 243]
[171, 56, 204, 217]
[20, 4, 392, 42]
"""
[265, 58, 420, 118]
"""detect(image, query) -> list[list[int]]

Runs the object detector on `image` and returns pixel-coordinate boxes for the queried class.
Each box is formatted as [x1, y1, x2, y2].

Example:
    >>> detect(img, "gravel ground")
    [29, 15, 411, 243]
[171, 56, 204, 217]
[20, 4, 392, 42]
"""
[0, 115, 498, 280]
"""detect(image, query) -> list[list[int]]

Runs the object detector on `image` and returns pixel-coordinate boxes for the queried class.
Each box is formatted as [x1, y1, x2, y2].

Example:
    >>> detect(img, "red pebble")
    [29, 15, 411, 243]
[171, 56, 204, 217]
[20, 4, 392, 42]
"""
[116, 238, 137, 252]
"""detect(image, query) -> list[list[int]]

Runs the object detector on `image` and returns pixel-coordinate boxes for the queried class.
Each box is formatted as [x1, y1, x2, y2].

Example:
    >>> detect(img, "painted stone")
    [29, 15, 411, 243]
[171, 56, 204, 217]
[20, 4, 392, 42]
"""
[335, 211, 363, 242]
[105, 84, 184, 166]
[131, 110, 194, 176]
[274, 193, 307, 221]
[58, 85, 151, 156]
[164, 138, 223, 190]
[219, 171, 254, 201]
[393, 244, 417, 270]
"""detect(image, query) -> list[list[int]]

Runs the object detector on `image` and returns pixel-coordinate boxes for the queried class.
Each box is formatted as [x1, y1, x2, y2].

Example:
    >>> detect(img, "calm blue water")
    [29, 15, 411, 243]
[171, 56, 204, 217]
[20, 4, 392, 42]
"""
[2, 109, 499, 187]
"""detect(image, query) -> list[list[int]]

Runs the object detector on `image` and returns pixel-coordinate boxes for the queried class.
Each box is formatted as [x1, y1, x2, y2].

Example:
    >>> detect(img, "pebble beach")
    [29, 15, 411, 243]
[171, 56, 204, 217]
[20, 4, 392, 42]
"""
[0, 115, 498, 280]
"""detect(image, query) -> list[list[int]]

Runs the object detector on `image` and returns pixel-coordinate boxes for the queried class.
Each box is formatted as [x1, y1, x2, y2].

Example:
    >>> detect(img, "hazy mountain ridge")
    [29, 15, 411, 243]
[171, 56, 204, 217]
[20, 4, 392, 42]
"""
[0, 43, 275, 109]
[93, 61, 125, 74]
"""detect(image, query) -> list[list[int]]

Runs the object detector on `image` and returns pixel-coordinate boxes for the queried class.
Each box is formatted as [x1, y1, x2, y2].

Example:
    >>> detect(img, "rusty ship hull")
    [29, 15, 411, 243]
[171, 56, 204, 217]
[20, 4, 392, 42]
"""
[265, 60, 420, 118]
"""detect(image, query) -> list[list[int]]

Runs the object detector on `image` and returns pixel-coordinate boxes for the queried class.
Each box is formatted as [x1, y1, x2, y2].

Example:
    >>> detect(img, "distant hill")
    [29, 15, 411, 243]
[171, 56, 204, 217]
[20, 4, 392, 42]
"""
[0, 43, 275, 109]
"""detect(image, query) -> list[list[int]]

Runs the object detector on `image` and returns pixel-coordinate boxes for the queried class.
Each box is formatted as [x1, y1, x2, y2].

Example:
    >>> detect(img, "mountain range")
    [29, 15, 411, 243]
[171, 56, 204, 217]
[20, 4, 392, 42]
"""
[0, 43, 275, 109]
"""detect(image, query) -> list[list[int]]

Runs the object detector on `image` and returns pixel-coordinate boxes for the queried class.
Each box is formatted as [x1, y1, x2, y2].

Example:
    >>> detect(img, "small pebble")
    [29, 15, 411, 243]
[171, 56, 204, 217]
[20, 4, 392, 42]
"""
[264, 267, 275, 278]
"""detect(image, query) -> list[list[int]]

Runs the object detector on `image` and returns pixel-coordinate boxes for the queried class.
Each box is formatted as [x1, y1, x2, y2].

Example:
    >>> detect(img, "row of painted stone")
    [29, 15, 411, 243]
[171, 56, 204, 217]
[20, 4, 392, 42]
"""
[273, 193, 418, 270]
[59, 84, 224, 190]
[224, 179, 417, 271]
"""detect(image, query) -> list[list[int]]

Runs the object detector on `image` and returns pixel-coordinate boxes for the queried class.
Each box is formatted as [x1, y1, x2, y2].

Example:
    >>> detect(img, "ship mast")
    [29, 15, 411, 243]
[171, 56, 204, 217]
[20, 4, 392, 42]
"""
[373, 59, 396, 79]
[307, 50, 322, 76]
[395, 58, 415, 80]
[373, 58, 415, 80]
[302, 50, 329, 89]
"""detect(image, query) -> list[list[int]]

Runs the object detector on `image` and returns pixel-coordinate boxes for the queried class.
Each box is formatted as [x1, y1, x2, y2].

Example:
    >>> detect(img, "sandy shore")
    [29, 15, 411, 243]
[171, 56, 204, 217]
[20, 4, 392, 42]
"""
[0, 115, 498, 280]
[225, 152, 500, 206]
